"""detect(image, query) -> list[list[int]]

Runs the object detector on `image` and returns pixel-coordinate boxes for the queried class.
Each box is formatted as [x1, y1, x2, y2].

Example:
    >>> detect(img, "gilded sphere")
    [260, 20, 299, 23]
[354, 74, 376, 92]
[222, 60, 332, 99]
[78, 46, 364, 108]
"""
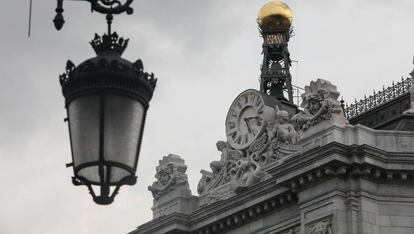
[258, 1, 293, 29]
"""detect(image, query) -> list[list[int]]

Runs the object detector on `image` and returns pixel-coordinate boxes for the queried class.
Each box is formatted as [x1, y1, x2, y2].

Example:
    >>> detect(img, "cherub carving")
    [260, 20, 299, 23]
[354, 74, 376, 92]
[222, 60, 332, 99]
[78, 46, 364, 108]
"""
[268, 105, 298, 145]
[245, 105, 298, 166]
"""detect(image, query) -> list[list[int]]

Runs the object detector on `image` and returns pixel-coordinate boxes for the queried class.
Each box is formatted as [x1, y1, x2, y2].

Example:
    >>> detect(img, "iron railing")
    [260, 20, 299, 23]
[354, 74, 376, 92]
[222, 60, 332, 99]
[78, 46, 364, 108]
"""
[344, 77, 412, 119]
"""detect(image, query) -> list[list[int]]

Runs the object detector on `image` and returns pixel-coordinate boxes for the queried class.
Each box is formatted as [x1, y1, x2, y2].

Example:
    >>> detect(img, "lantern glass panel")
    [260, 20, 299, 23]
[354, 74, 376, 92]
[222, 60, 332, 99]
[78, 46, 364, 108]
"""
[78, 166, 101, 183]
[103, 95, 144, 179]
[110, 167, 130, 183]
[68, 95, 100, 169]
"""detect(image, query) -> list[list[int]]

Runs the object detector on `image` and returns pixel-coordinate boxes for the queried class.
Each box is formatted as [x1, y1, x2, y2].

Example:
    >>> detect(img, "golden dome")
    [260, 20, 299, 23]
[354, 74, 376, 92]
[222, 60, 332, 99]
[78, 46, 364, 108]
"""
[258, 1, 293, 29]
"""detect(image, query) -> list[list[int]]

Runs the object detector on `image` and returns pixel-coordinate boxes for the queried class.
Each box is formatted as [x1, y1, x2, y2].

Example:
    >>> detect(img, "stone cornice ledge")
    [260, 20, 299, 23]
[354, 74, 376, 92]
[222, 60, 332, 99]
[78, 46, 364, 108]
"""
[131, 179, 297, 234]
[191, 180, 294, 230]
[273, 142, 414, 192]
[298, 124, 414, 153]
[192, 186, 297, 234]
[131, 213, 191, 234]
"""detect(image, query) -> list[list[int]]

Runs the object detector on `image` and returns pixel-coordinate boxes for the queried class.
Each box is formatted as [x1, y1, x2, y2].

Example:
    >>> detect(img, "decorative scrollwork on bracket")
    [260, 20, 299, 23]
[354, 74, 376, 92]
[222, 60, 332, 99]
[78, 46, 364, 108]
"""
[53, 0, 134, 30]
[89, 0, 134, 15]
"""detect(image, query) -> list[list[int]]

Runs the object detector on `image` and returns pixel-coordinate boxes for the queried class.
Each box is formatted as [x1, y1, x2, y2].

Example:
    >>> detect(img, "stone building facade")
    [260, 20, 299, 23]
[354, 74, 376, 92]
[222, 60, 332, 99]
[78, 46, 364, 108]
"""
[129, 2, 414, 233]
[130, 76, 414, 234]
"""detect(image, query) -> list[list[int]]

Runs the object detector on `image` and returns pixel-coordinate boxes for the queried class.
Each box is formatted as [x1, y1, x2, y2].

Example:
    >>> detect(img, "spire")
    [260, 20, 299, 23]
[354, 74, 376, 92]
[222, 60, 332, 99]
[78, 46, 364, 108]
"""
[257, 1, 294, 103]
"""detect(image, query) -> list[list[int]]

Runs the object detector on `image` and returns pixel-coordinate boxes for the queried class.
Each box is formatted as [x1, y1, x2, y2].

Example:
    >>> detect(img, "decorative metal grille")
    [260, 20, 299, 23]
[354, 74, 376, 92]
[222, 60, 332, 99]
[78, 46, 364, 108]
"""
[344, 77, 412, 119]
[292, 84, 305, 107]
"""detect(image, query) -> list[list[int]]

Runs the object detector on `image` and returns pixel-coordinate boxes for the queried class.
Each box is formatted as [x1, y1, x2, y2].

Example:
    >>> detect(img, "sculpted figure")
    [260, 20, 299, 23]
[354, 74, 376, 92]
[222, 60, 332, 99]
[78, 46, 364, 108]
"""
[209, 141, 229, 174]
[268, 105, 298, 145]
[307, 90, 340, 121]
[197, 170, 215, 194]
[293, 90, 326, 130]
[310, 220, 333, 234]
[148, 154, 189, 199]
[246, 105, 299, 167]
[217, 140, 244, 162]
[198, 140, 247, 195]
[292, 79, 345, 132]
[148, 164, 174, 199]
[210, 141, 244, 181]
[233, 159, 264, 193]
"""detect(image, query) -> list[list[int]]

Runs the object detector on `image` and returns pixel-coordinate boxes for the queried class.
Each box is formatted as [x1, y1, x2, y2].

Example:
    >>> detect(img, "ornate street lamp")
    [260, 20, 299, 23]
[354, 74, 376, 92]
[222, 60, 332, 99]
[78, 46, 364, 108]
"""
[55, 0, 156, 205]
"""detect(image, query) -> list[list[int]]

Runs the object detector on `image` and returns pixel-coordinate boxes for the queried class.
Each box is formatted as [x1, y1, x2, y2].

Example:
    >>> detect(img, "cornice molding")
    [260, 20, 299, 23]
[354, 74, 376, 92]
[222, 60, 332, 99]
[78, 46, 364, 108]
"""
[274, 143, 414, 193]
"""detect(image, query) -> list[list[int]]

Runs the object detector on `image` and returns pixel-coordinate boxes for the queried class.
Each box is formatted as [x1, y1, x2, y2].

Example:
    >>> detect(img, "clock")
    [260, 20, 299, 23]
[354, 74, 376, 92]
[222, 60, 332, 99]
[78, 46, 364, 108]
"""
[225, 89, 272, 150]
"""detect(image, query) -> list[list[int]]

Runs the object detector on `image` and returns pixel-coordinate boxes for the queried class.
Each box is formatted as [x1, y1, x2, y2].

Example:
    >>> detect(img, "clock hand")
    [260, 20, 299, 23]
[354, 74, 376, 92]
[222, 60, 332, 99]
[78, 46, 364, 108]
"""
[244, 116, 260, 121]
[244, 118, 252, 133]
[244, 117, 258, 133]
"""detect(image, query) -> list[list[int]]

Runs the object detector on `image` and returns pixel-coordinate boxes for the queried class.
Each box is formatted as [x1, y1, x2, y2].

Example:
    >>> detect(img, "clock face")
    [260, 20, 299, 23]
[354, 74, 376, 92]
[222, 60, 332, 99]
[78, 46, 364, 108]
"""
[225, 90, 266, 150]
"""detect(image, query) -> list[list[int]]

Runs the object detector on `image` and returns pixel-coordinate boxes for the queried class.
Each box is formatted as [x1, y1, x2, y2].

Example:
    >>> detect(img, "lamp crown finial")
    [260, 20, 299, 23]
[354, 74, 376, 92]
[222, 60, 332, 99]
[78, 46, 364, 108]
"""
[90, 32, 129, 55]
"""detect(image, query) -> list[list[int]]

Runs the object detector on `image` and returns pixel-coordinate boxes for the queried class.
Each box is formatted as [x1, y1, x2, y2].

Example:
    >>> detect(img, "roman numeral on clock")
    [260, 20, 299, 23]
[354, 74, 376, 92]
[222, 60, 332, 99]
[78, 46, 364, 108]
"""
[243, 95, 248, 104]
[235, 135, 242, 144]
[231, 110, 237, 118]
[248, 93, 254, 103]
[230, 131, 237, 139]
[258, 106, 264, 114]
[243, 134, 249, 144]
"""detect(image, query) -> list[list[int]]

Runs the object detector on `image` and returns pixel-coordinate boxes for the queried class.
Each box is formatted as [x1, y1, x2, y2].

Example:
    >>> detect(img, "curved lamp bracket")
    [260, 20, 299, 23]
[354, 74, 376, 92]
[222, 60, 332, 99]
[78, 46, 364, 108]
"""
[90, 0, 134, 15]
[53, 0, 134, 31]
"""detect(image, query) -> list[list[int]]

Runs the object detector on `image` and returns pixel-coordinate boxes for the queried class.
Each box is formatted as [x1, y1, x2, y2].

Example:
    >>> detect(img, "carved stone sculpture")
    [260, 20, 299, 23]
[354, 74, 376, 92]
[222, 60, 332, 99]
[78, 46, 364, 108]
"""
[292, 79, 347, 134]
[232, 159, 265, 193]
[246, 105, 299, 166]
[198, 140, 250, 195]
[197, 170, 219, 195]
[268, 105, 299, 145]
[198, 139, 273, 202]
[148, 154, 189, 200]
[198, 101, 303, 202]
[197, 93, 306, 204]
[210, 141, 244, 180]
[248, 132, 275, 166]
[309, 220, 333, 234]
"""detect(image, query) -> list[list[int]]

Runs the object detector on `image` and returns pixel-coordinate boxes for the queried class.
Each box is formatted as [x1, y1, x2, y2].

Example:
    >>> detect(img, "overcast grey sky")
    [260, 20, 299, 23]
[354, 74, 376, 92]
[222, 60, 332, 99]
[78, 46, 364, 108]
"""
[1, 0, 414, 233]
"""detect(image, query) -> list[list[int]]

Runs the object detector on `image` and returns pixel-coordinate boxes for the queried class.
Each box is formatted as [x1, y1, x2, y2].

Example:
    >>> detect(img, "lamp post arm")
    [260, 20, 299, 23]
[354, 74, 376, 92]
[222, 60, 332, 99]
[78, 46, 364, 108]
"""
[53, 0, 134, 31]
[87, 0, 134, 15]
